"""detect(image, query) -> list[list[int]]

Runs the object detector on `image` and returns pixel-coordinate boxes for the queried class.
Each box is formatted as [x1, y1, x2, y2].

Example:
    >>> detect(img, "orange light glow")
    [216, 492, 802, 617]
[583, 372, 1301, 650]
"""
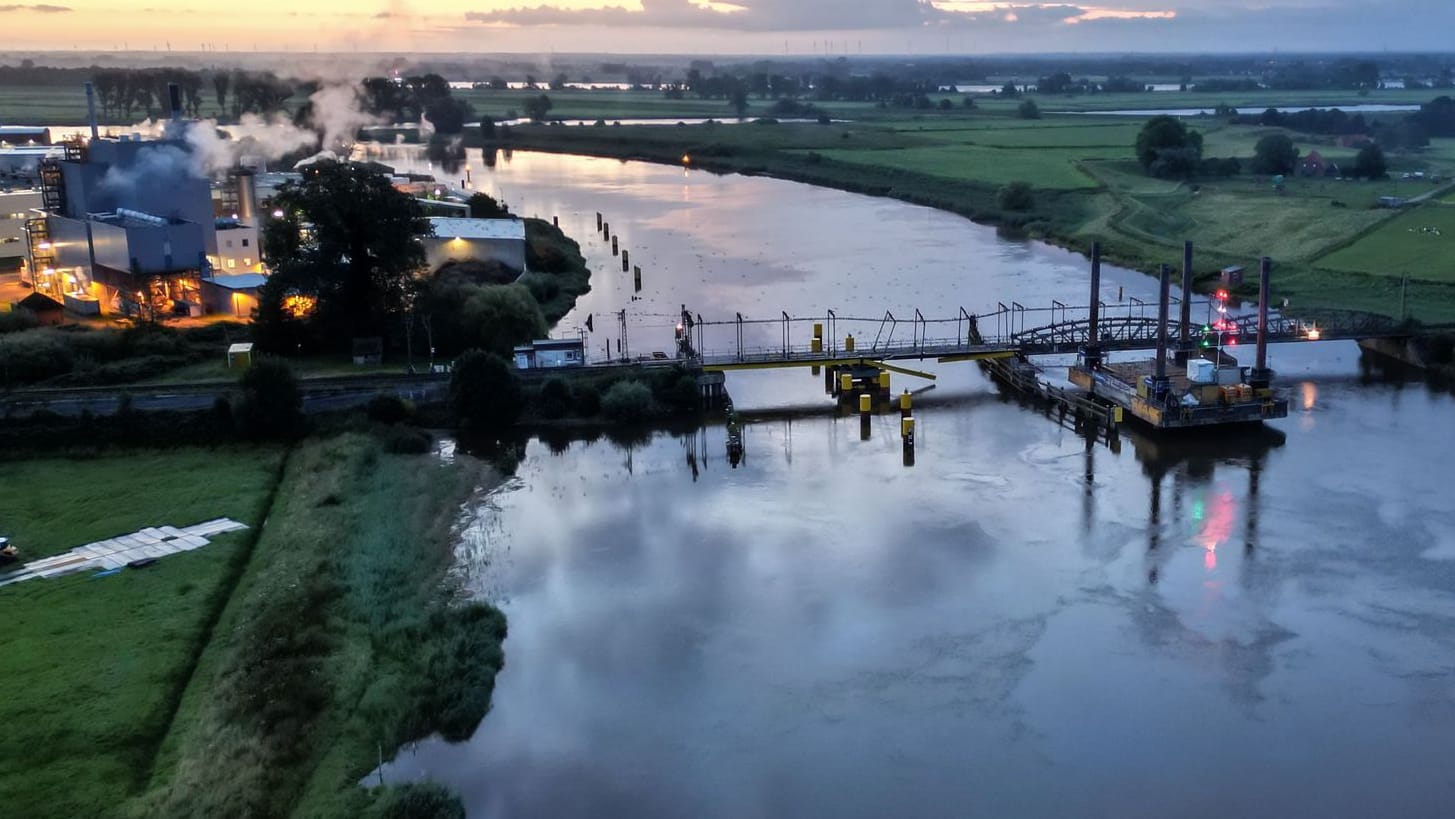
[282, 293, 317, 319]
[681, 154, 692, 165]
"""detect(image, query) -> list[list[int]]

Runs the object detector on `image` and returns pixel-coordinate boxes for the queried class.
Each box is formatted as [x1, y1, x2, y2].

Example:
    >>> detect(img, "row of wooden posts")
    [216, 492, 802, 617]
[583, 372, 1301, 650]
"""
[596, 211, 642, 292]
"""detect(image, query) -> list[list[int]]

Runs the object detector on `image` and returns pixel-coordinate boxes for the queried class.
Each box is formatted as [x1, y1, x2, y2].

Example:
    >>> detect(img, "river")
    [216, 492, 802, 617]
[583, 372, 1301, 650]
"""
[375, 149, 1455, 818]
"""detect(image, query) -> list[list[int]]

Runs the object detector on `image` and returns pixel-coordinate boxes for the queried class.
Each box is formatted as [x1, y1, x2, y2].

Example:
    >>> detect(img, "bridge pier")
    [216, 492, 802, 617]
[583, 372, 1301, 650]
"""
[1249, 256, 1273, 391]
[1080, 241, 1104, 371]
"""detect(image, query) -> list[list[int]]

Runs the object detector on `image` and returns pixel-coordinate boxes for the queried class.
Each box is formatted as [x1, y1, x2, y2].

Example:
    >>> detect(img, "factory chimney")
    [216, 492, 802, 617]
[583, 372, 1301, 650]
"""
[84, 82, 99, 140]
[233, 168, 258, 226]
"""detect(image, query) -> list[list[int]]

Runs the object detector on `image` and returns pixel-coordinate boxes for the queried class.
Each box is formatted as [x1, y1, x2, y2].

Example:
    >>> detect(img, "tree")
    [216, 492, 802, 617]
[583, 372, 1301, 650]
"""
[1135, 115, 1203, 173]
[524, 94, 553, 122]
[999, 81, 1020, 98]
[457, 284, 547, 356]
[1251, 133, 1299, 175]
[233, 359, 303, 441]
[1352, 143, 1388, 179]
[257, 161, 429, 353]
[449, 350, 521, 432]
[1017, 99, 1040, 120]
[424, 97, 472, 135]
[480, 116, 496, 141]
[729, 85, 750, 119]
[466, 192, 510, 219]
[997, 181, 1035, 212]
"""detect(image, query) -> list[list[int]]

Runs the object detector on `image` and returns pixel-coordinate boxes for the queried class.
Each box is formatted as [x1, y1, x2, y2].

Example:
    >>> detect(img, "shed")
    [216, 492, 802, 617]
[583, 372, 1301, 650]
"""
[227, 342, 254, 368]
[202, 273, 266, 317]
[421, 217, 527, 274]
[1220, 265, 1245, 286]
[15, 292, 64, 326]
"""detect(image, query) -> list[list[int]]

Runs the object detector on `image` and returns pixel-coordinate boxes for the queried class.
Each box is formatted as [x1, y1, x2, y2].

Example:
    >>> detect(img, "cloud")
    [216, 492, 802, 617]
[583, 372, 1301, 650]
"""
[465, 0, 944, 31]
[0, 3, 71, 12]
[461, 0, 1187, 31]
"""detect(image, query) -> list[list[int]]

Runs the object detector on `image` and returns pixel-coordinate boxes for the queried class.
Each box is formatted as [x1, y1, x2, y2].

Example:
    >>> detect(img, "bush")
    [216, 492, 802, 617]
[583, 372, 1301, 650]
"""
[1017, 99, 1040, 119]
[449, 350, 521, 431]
[381, 426, 433, 454]
[233, 359, 304, 441]
[366, 393, 414, 425]
[368, 783, 465, 819]
[538, 377, 572, 419]
[572, 382, 601, 417]
[997, 181, 1035, 212]
[0, 330, 75, 385]
[0, 309, 39, 335]
[600, 380, 654, 424]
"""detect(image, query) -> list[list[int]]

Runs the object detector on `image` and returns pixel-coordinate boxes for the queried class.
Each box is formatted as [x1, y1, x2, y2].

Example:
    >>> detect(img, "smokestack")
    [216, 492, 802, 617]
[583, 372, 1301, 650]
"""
[1155, 263, 1171, 381]
[1253, 256, 1272, 386]
[1179, 240, 1193, 350]
[84, 82, 99, 140]
[235, 169, 258, 226]
[168, 82, 183, 121]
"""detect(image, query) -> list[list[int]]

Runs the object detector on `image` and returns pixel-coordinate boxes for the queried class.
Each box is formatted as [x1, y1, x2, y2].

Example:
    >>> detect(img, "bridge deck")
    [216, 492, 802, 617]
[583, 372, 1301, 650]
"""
[698, 341, 1017, 371]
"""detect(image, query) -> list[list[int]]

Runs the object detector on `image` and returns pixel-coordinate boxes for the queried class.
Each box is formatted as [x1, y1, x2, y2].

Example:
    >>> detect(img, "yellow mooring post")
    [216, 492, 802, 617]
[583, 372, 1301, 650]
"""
[840, 372, 853, 395]
[878, 370, 891, 399]
[845, 334, 856, 353]
[858, 393, 872, 417]
[900, 389, 912, 418]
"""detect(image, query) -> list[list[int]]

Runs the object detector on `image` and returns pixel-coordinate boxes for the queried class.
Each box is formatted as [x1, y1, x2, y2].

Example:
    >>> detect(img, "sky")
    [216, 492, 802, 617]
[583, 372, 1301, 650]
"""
[3, 0, 1454, 55]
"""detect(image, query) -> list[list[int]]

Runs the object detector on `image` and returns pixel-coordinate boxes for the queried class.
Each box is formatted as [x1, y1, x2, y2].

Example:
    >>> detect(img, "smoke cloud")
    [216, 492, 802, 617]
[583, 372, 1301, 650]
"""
[101, 83, 381, 196]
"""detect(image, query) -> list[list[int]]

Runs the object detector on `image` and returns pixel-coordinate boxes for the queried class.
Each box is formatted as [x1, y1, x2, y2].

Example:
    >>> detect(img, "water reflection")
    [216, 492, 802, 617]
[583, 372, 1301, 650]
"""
[372, 151, 1455, 819]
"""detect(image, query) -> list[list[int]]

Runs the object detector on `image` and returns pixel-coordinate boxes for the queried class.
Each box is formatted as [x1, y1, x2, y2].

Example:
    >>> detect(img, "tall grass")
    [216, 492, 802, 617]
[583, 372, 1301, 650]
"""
[140, 434, 506, 819]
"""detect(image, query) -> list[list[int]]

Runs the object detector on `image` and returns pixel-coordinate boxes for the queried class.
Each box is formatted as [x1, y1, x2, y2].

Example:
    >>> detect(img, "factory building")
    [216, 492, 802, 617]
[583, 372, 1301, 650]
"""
[1, 188, 43, 272]
[26, 83, 221, 318]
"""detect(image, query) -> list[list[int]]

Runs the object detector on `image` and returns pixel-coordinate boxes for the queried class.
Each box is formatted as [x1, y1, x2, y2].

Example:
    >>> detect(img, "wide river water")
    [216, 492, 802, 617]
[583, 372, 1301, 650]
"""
[375, 149, 1455, 818]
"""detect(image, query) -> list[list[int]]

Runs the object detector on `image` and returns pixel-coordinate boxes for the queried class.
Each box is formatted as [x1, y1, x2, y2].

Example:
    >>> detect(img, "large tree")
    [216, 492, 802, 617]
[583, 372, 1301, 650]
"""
[1351, 143, 1388, 179]
[1251, 133, 1299, 175]
[1135, 115, 1203, 176]
[257, 160, 430, 352]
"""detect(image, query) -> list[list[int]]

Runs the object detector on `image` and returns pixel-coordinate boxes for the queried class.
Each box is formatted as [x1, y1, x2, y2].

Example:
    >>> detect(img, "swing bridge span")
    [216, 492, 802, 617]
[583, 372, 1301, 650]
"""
[593, 301, 1440, 378]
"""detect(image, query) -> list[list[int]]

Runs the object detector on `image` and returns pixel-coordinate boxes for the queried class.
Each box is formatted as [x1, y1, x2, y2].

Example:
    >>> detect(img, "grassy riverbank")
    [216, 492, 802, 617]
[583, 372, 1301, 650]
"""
[0, 449, 285, 818]
[473, 101, 1455, 323]
[140, 433, 505, 818]
[0, 433, 507, 819]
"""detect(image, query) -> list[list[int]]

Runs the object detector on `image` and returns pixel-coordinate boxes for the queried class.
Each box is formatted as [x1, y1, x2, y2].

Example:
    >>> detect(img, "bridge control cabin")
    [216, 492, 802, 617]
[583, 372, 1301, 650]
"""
[513, 338, 586, 370]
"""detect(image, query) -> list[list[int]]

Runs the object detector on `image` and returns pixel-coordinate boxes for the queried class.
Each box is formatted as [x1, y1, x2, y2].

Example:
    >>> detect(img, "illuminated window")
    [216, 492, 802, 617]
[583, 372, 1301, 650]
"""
[242, 258, 251, 266]
[226, 259, 236, 269]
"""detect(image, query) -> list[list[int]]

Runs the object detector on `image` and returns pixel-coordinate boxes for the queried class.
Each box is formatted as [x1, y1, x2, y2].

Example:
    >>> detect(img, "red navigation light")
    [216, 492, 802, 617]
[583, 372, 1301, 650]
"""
[1215, 289, 1229, 301]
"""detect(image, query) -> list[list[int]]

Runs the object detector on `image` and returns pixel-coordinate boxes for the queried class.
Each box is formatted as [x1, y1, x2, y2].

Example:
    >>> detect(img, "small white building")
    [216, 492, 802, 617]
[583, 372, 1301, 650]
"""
[513, 338, 586, 370]
[210, 221, 262, 273]
[422, 216, 527, 274]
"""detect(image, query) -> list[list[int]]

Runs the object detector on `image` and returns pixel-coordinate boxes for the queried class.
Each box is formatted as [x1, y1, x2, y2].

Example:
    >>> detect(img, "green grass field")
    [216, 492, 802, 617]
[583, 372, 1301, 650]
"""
[0, 448, 283, 818]
[1317, 203, 1455, 281]
[814, 142, 1110, 189]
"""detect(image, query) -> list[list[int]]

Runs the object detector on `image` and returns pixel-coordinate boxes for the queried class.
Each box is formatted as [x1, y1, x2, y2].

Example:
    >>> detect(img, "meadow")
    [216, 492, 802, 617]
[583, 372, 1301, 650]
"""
[1317, 203, 1455, 282]
[0, 449, 284, 818]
